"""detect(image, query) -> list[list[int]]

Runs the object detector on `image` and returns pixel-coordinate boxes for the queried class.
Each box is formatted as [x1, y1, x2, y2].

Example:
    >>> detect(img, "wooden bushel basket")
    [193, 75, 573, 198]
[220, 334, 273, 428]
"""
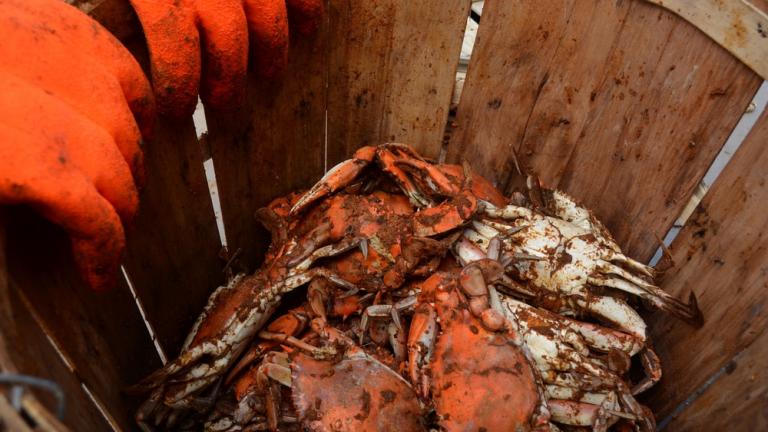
[1, 1, 767, 430]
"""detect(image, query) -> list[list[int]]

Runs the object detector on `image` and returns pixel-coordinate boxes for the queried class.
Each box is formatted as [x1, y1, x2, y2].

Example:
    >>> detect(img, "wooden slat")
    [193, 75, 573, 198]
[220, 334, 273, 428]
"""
[0, 395, 36, 432]
[3, 209, 162, 430]
[662, 328, 768, 431]
[106, 26, 225, 356]
[0, 211, 111, 431]
[122, 115, 225, 357]
[326, 0, 471, 163]
[206, 22, 328, 271]
[645, 109, 768, 419]
[447, 0, 762, 261]
[643, 0, 768, 80]
[750, 0, 768, 14]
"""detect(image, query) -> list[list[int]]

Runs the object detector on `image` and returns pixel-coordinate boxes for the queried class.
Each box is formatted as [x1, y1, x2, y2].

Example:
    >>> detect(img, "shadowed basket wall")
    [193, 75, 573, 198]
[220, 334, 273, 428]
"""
[0, 0, 766, 430]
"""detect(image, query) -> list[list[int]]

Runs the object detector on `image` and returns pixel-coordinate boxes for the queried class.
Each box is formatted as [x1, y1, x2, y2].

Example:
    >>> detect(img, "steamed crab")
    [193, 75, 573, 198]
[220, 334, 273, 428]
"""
[446, 254, 655, 431]
[406, 266, 556, 431]
[209, 317, 426, 432]
[130, 144, 484, 428]
[131, 142, 684, 431]
[451, 233, 659, 430]
[499, 296, 656, 431]
[458, 191, 702, 343]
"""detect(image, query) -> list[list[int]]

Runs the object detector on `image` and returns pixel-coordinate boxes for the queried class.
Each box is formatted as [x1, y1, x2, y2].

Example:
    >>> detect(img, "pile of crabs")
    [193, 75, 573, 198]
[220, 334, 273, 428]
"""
[131, 144, 702, 431]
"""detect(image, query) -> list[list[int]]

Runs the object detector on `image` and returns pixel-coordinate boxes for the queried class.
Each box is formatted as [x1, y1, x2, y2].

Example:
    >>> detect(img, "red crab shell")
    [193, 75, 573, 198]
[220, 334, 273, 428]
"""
[415, 272, 540, 431]
[291, 351, 426, 432]
[430, 306, 540, 431]
[438, 164, 508, 208]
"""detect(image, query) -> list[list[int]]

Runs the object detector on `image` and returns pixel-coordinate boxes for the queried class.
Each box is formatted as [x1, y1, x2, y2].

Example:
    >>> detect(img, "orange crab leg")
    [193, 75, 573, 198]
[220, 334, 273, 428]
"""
[412, 191, 477, 237]
[290, 145, 377, 214]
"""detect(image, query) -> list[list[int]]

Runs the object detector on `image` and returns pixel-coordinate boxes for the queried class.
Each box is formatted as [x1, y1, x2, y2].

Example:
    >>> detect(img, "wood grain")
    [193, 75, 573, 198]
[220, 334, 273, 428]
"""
[642, 0, 768, 80]
[206, 21, 328, 272]
[326, 0, 470, 163]
[644, 109, 768, 420]
[751, 0, 768, 14]
[447, 0, 762, 262]
[0, 395, 36, 432]
[121, 115, 224, 357]
[661, 328, 768, 431]
[107, 26, 225, 358]
[0, 211, 111, 431]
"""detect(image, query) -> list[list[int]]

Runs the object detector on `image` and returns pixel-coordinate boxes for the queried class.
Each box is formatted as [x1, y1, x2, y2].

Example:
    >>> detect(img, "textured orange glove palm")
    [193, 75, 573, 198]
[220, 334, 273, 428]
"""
[129, 0, 322, 117]
[0, 0, 155, 291]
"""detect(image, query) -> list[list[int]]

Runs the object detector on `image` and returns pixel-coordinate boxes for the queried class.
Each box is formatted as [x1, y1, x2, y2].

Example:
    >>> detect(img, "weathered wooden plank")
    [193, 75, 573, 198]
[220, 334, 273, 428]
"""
[96, 19, 225, 357]
[645, 109, 768, 420]
[447, 0, 579, 182]
[750, 0, 768, 14]
[206, 22, 328, 271]
[448, 0, 761, 261]
[3, 209, 162, 430]
[122, 114, 224, 357]
[643, 0, 768, 80]
[326, 0, 470, 163]
[0, 395, 36, 432]
[661, 328, 768, 431]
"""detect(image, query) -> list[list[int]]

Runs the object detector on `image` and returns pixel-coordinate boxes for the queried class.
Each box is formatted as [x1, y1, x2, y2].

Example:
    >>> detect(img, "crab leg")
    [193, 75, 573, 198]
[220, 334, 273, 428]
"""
[482, 202, 535, 220]
[454, 235, 541, 299]
[575, 295, 647, 341]
[548, 400, 607, 427]
[568, 320, 643, 356]
[590, 270, 702, 325]
[632, 347, 662, 395]
[603, 251, 655, 278]
[407, 303, 437, 398]
[503, 311, 616, 382]
[545, 385, 611, 406]
[129, 276, 279, 395]
[255, 352, 293, 431]
[412, 191, 477, 237]
[359, 296, 417, 343]
[131, 241, 360, 408]
[454, 233, 489, 263]
[500, 296, 590, 356]
[545, 371, 611, 391]
[225, 308, 310, 385]
[290, 146, 376, 214]
[388, 321, 408, 362]
[616, 382, 656, 432]
[380, 143, 460, 197]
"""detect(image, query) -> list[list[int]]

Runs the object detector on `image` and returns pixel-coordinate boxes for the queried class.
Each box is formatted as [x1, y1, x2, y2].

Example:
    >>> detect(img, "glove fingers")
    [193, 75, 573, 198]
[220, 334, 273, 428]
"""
[0, 124, 126, 291]
[243, 0, 290, 77]
[285, 0, 323, 35]
[0, 71, 139, 224]
[195, 0, 249, 110]
[129, 0, 201, 117]
[0, 11, 146, 184]
[0, 0, 156, 138]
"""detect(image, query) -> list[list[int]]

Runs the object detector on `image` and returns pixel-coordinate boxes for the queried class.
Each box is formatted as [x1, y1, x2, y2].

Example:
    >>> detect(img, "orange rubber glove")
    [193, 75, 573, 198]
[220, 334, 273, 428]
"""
[0, 0, 155, 291]
[129, 0, 323, 117]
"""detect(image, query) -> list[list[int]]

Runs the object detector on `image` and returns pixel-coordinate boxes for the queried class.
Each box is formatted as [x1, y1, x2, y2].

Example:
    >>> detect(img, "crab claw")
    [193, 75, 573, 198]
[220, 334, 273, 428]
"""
[412, 191, 477, 237]
[290, 146, 377, 215]
[590, 263, 703, 327]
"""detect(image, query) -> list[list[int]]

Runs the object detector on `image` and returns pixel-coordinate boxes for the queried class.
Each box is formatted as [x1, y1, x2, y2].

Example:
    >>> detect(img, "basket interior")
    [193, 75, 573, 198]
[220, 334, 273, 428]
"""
[1, 1, 767, 430]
